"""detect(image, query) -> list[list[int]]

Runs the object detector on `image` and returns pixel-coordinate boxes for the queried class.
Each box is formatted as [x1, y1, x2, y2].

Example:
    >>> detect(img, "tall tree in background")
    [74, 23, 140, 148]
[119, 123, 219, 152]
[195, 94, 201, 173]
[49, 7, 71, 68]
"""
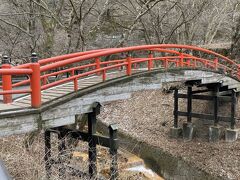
[0, 0, 239, 60]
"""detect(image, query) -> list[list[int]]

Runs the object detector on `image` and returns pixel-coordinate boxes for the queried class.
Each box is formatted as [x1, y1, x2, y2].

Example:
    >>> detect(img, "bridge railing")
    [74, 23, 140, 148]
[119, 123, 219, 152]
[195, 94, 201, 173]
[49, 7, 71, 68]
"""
[0, 44, 239, 108]
[0, 55, 41, 107]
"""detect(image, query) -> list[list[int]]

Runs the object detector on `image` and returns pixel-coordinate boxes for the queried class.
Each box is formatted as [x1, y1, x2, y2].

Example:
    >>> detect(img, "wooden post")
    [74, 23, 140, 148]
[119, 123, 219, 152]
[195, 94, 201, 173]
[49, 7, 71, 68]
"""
[109, 124, 118, 180]
[187, 86, 192, 123]
[44, 130, 52, 179]
[231, 90, 237, 129]
[58, 127, 66, 178]
[88, 107, 97, 178]
[214, 85, 220, 126]
[174, 89, 179, 128]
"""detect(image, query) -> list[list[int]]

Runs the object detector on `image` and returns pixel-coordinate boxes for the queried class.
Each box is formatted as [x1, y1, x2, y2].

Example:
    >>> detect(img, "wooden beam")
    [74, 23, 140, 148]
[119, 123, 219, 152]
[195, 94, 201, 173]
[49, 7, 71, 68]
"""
[174, 89, 179, 128]
[231, 90, 237, 129]
[177, 111, 231, 122]
[218, 90, 232, 96]
[187, 86, 192, 123]
[192, 89, 213, 94]
[178, 94, 231, 101]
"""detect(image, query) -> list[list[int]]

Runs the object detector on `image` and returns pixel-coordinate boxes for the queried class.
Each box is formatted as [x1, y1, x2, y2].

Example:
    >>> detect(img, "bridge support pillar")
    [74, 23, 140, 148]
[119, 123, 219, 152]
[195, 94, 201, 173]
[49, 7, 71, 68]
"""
[170, 89, 182, 138]
[183, 122, 195, 141]
[57, 127, 67, 178]
[170, 127, 182, 138]
[187, 86, 192, 123]
[225, 90, 239, 142]
[88, 104, 98, 179]
[173, 89, 179, 128]
[209, 126, 222, 142]
[230, 89, 237, 129]
[44, 130, 51, 179]
[225, 129, 239, 142]
[213, 85, 220, 126]
[43, 102, 119, 179]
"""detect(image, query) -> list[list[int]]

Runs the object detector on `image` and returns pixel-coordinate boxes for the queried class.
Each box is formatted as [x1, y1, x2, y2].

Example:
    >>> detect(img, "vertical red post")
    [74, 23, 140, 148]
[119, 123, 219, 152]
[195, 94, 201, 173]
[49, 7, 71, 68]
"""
[71, 70, 74, 76]
[126, 53, 132, 76]
[148, 52, 153, 71]
[205, 61, 208, 68]
[163, 59, 168, 69]
[214, 58, 218, 70]
[74, 78, 78, 91]
[118, 62, 121, 71]
[186, 58, 191, 67]
[179, 53, 184, 67]
[95, 57, 101, 75]
[134, 63, 137, 69]
[175, 59, 179, 67]
[2, 55, 12, 104]
[193, 59, 196, 68]
[102, 69, 106, 81]
[30, 53, 41, 108]
[43, 77, 47, 85]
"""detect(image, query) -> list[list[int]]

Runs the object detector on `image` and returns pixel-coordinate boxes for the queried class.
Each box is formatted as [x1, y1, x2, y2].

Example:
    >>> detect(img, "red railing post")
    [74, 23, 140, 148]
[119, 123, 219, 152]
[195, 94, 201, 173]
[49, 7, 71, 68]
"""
[193, 59, 197, 68]
[42, 77, 47, 85]
[163, 59, 168, 69]
[175, 58, 179, 67]
[71, 69, 78, 91]
[102, 69, 106, 81]
[30, 53, 41, 108]
[214, 58, 218, 70]
[186, 58, 191, 67]
[71, 69, 74, 76]
[2, 55, 12, 104]
[148, 51, 153, 71]
[126, 52, 132, 76]
[74, 78, 78, 91]
[118, 62, 122, 71]
[179, 53, 184, 67]
[95, 57, 101, 75]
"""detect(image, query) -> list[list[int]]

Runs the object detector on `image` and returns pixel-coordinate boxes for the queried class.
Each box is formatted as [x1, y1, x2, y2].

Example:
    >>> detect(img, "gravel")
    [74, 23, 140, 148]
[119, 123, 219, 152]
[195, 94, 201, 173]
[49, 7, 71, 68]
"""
[98, 89, 240, 180]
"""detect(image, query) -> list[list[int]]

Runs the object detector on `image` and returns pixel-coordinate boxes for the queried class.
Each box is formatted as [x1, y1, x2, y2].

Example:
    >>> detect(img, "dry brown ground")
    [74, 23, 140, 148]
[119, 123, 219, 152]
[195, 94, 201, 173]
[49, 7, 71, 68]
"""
[98, 90, 240, 180]
[0, 89, 239, 179]
[0, 133, 152, 180]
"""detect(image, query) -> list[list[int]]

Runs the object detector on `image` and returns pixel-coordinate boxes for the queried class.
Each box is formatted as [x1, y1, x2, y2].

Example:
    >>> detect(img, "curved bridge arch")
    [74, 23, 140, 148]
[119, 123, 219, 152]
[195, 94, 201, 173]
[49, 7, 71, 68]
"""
[0, 68, 233, 137]
[0, 44, 239, 109]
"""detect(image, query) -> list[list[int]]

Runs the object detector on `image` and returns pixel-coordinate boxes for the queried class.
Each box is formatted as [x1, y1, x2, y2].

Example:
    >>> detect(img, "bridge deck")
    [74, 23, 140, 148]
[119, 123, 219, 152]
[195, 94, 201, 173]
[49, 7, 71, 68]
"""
[0, 70, 140, 111]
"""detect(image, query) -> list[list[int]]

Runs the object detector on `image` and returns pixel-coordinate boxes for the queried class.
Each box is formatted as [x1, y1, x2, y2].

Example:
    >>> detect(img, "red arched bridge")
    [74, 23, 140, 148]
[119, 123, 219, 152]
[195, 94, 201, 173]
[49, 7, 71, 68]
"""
[0, 44, 239, 108]
[0, 44, 239, 139]
[0, 44, 239, 179]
